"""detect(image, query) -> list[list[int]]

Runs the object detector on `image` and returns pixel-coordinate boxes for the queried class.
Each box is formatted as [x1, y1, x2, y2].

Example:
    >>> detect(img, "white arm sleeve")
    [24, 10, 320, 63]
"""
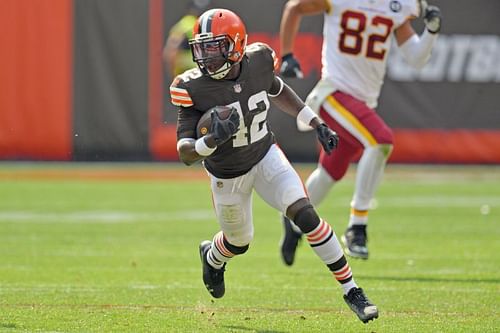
[397, 29, 438, 69]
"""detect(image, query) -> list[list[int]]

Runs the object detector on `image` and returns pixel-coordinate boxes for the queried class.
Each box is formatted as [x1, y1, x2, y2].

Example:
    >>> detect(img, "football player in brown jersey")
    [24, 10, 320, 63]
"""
[170, 8, 378, 323]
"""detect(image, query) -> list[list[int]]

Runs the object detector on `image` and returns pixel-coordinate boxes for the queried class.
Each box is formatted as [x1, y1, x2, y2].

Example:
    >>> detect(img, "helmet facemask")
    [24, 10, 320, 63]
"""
[190, 33, 241, 80]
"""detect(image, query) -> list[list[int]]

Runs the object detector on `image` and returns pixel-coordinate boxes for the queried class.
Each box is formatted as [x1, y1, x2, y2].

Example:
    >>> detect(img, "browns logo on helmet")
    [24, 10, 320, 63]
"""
[189, 9, 247, 80]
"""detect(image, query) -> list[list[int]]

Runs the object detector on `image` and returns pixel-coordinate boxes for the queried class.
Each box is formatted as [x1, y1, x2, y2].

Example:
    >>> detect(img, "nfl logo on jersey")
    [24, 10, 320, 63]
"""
[233, 83, 242, 93]
[390, 0, 402, 12]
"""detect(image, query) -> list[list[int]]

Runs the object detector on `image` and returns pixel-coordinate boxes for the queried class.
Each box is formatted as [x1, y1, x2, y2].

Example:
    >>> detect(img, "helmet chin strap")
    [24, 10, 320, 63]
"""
[209, 62, 232, 80]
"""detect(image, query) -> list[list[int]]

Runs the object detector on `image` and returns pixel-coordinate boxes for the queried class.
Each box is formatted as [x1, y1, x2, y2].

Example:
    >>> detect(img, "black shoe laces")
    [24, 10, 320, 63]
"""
[349, 227, 367, 245]
[348, 288, 371, 306]
[209, 264, 225, 284]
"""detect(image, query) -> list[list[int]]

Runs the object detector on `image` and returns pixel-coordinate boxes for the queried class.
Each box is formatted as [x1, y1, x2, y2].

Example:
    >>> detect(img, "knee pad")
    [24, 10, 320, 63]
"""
[293, 204, 320, 234]
[217, 203, 253, 246]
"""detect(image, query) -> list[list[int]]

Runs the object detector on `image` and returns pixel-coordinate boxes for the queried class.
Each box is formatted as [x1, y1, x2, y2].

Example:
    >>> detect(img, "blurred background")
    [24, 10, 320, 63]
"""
[1, 0, 499, 164]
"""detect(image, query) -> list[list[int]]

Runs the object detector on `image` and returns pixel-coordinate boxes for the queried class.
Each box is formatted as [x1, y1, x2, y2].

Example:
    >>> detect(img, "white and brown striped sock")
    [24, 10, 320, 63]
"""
[306, 219, 358, 294]
[206, 231, 235, 269]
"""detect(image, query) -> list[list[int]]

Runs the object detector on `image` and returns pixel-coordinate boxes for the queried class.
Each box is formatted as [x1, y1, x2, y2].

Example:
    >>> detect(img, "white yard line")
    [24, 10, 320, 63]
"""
[0, 194, 497, 224]
[0, 210, 213, 223]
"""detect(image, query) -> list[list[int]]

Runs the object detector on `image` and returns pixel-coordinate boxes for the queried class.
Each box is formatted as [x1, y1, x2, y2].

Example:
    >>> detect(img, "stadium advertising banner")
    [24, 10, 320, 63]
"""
[0, 0, 499, 163]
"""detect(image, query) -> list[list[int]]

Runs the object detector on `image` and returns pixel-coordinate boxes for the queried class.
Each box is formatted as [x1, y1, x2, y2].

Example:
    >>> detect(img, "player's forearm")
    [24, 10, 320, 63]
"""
[308, 117, 323, 130]
[271, 84, 305, 118]
[398, 30, 438, 69]
[177, 136, 217, 166]
[280, 0, 330, 55]
[163, 36, 183, 77]
[271, 85, 323, 129]
[280, 1, 303, 55]
[177, 139, 203, 165]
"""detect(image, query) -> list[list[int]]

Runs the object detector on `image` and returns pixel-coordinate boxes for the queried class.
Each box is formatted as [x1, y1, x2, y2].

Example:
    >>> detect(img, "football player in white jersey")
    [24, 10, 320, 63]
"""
[278, 0, 442, 263]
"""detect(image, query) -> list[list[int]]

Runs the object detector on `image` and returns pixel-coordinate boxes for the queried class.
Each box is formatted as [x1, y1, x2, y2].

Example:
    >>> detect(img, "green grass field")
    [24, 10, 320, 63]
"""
[0, 163, 499, 332]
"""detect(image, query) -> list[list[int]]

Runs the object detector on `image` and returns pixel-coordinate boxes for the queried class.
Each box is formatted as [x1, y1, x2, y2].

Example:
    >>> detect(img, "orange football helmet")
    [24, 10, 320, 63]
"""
[189, 9, 247, 79]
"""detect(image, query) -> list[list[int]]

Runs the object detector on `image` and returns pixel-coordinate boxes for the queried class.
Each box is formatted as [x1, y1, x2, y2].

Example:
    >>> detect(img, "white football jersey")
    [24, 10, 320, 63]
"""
[322, 0, 419, 107]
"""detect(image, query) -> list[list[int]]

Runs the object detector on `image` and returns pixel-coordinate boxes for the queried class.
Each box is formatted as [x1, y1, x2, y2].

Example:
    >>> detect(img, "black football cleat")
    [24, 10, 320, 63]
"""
[343, 287, 379, 323]
[199, 240, 225, 298]
[280, 215, 303, 266]
[341, 225, 369, 259]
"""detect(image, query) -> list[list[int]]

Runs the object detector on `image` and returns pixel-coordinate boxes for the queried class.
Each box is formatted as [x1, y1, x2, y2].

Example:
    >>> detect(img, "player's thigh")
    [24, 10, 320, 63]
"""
[209, 172, 254, 245]
[318, 136, 361, 181]
[254, 144, 307, 213]
[320, 91, 393, 148]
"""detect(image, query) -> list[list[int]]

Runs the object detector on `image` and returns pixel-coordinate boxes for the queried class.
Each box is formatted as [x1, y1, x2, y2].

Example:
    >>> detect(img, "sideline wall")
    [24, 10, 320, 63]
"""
[0, 0, 498, 163]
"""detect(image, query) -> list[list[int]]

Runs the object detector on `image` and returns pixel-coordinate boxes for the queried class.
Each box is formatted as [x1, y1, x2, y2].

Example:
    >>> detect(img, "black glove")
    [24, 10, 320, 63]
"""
[316, 123, 339, 155]
[280, 53, 304, 78]
[424, 5, 442, 34]
[209, 106, 240, 145]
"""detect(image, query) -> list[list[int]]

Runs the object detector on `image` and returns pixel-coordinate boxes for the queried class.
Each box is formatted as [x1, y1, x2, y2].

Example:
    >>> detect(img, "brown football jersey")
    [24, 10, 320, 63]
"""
[170, 43, 280, 179]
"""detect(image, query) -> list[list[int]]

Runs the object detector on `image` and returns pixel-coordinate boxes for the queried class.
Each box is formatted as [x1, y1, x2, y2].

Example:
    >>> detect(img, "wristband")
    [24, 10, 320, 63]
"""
[297, 105, 317, 127]
[195, 137, 217, 156]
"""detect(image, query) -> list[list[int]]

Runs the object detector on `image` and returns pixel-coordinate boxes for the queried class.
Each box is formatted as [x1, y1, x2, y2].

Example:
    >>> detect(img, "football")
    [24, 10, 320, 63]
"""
[196, 105, 236, 138]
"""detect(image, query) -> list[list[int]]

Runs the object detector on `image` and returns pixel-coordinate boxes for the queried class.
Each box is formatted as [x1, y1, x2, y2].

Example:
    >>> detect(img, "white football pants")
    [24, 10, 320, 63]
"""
[207, 144, 307, 247]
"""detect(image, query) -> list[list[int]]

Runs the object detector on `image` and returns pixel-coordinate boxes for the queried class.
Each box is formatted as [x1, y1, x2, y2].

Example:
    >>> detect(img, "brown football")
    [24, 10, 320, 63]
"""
[196, 105, 235, 138]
